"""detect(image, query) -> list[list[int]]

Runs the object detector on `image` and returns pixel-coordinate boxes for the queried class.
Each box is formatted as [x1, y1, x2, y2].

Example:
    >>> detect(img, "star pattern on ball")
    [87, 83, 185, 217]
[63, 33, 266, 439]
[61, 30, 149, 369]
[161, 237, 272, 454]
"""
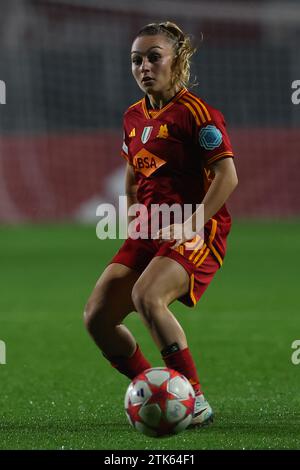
[124, 367, 196, 436]
[127, 398, 143, 424]
[145, 379, 177, 413]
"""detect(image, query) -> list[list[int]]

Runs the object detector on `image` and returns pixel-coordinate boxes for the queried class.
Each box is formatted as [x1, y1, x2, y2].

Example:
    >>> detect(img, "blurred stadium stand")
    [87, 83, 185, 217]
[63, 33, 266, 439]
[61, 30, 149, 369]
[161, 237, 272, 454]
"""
[0, 0, 299, 222]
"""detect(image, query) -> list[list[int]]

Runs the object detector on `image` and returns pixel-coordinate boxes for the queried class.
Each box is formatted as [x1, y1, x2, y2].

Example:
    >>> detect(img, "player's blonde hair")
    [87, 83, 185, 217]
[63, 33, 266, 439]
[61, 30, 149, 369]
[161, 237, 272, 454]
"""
[136, 21, 198, 89]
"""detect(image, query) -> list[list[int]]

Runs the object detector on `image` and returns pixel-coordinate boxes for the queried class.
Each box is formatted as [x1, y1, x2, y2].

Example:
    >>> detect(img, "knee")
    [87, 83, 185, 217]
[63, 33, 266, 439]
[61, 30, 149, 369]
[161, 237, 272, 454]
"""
[83, 300, 106, 335]
[131, 283, 164, 320]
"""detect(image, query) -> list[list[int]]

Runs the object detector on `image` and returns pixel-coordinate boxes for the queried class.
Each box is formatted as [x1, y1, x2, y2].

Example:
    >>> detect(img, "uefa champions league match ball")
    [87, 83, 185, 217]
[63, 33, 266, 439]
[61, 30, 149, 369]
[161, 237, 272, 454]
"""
[124, 367, 195, 437]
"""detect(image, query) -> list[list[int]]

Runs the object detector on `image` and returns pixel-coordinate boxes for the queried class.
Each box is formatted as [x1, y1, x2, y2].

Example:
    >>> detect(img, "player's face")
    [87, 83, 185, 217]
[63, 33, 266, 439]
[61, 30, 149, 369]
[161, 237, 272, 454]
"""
[131, 35, 175, 96]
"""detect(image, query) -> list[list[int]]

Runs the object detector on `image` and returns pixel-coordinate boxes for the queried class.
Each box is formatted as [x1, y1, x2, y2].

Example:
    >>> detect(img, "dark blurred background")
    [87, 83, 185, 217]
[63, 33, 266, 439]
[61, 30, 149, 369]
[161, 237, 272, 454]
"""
[0, 0, 299, 222]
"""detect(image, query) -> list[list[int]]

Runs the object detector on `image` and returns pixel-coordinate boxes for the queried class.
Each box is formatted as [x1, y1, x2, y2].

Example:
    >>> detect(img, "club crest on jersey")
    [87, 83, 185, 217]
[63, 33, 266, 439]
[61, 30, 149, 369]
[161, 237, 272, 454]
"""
[141, 126, 153, 144]
[199, 125, 223, 150]
[129, 128, 136, 138]
[157, 124, 169, 139]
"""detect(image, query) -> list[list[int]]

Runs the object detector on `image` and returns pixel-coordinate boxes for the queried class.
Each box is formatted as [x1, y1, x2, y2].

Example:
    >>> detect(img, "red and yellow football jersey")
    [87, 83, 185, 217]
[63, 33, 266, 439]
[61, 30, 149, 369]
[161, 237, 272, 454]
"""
[121, 88, 235, 265]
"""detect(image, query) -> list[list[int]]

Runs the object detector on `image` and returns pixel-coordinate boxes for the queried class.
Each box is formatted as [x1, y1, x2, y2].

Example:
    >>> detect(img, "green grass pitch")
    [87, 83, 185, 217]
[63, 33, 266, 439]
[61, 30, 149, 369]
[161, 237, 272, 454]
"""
[0, 221, 299, 450]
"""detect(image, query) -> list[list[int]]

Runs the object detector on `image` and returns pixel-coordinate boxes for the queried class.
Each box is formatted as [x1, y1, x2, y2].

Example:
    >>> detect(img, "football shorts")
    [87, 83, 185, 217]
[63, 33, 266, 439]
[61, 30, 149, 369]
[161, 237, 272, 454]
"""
[109, 238, 221, 307]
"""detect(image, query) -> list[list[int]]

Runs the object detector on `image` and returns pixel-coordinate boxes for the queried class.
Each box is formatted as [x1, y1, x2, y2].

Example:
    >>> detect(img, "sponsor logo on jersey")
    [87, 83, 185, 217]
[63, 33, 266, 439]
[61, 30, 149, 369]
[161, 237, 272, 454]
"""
[156, 124, 169, 139]
[141, 126, 153, 144]
[132, 148, 166, 177]
[129, 128, 136, 138]
[199, 125, 222, 150]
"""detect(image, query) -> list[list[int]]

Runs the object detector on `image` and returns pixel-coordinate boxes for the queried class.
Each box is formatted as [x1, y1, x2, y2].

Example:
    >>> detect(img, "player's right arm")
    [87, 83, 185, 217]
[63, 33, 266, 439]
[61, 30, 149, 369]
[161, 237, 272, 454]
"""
[125, 163, 138, 228]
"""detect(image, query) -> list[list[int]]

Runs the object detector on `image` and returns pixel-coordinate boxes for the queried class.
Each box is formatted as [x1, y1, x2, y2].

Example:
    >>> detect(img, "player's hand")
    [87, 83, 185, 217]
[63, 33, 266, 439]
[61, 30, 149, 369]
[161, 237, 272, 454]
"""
[156, 223, 195, 249]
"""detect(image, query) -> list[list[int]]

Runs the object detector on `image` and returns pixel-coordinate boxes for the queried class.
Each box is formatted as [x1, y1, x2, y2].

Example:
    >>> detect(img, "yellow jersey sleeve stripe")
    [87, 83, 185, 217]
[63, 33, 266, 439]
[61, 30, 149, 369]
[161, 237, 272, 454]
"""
[179, 99, 201, 126]
[207, 151, 234, 165]
[187, 94, 212, 121]
[182, 95, 206, 124]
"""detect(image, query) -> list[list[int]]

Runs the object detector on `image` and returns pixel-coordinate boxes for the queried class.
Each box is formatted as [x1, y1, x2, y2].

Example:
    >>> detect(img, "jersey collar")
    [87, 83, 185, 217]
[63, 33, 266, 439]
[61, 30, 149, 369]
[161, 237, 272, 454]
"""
[142, 88, 187, 120]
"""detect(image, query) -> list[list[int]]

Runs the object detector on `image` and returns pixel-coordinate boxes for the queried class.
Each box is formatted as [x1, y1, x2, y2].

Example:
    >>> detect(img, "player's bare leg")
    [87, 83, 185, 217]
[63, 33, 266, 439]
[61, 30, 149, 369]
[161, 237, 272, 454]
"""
[131, 256, 189, 350]
[84, 263, 138, 357]
[131, 255, 213, 426]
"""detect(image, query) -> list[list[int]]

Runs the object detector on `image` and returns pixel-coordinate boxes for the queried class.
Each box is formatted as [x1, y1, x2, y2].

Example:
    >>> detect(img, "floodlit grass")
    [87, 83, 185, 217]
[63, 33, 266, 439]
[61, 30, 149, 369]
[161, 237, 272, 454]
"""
[0, 222, 299, 449]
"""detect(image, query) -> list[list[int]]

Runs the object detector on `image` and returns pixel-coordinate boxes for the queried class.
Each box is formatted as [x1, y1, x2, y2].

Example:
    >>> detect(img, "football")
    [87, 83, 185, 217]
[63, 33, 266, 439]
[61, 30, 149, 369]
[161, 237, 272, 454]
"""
[124, 367, 195, 437]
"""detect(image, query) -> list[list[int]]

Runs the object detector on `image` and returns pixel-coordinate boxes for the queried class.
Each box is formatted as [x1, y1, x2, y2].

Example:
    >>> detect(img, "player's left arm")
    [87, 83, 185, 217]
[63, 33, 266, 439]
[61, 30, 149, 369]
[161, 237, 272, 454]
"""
[157, 157, 238, 246]
[200, 157, 238, 225]
[179, 107, 238, 244]
[157, 105, 238, 246]
[165, 157, 238, 248]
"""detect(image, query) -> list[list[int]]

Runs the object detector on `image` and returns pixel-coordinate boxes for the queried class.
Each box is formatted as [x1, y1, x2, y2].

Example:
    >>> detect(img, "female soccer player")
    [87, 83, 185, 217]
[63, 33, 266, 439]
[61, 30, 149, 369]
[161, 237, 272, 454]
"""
[84, 22, 238, 426]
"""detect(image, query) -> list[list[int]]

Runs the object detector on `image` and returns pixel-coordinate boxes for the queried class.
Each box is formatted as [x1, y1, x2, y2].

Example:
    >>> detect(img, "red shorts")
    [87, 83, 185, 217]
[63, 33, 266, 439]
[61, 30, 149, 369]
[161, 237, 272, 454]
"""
[109, 238, 221, 307]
